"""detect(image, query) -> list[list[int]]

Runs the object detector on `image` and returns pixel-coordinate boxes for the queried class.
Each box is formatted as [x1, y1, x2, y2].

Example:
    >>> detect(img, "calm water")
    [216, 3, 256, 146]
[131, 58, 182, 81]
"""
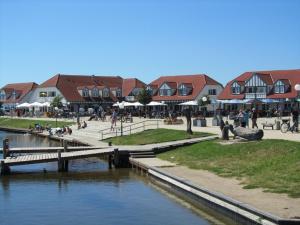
[0, 131, 231, 225]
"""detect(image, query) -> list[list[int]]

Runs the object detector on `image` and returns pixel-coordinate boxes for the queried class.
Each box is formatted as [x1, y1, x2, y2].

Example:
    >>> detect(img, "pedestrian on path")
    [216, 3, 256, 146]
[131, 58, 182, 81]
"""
[251, 108, 258, 129]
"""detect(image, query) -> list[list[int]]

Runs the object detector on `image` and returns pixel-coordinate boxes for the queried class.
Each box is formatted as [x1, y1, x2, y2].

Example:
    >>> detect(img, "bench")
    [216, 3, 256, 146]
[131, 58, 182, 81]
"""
[261, 122, 274, 130]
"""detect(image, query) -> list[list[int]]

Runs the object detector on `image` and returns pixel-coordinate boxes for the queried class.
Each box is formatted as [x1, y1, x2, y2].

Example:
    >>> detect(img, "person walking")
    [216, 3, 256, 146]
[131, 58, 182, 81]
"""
[111, 109, 117, 131]
[291, 108, 299, 132]
[251, 108, 258, 129]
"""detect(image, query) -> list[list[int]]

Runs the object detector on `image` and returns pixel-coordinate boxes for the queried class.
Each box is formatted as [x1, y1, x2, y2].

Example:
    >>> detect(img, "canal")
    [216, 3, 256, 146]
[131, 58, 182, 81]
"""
[0, 131, 235, 225]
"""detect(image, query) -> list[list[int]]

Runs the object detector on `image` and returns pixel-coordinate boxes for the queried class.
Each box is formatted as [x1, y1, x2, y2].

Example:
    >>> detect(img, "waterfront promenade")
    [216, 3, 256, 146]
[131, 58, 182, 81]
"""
[1, 116, 300, 221]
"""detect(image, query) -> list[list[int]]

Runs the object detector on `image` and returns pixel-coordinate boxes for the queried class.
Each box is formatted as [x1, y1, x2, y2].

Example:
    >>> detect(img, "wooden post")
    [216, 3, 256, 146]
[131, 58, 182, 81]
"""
[63, 140, 68, 172]
[1, 138, 10, 175]
[2, 138, 10, 159]
[1, 160, 10, 175]
[108, 154, 112, 169]
[113, 148, 119, 167]
[57, 149, 64, 172]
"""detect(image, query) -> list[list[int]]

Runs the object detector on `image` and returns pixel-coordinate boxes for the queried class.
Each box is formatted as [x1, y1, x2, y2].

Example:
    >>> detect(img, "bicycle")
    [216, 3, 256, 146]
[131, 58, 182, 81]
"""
[280, 119, 298, 133]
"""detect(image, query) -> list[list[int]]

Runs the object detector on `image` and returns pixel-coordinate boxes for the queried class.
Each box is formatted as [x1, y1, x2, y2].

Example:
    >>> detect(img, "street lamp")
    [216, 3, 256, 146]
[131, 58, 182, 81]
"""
[202, 96, 208, 118]
[119, 102, 125, 136]
[54, 107, 58, 127]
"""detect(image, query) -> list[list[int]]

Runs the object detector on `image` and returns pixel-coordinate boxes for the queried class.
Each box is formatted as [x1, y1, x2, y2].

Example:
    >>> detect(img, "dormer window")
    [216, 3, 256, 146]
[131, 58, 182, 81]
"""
[178, 83, 192, 96]
[231, 82, 241, 94]
[82, 88, 89, 97]
[12, 90, 17, 100]
[159, 83, 175, 96]
[116, 88, 122, 97]
[92, 88, 99, 97]
[274, 80, 285, 94]
[0, 91, 6, 101]
[103, 88, 109, 98]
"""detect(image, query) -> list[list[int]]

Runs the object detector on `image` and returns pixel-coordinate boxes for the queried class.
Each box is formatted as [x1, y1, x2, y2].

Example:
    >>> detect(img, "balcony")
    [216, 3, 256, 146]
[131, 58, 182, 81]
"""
[245, 93, 266, 99]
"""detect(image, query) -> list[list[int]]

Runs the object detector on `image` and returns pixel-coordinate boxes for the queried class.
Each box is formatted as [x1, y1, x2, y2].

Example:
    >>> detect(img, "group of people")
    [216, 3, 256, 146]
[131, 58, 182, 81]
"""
[236, 108, 258, 129]
[46, 125, 72, 136]
[77, 121, 87, 129]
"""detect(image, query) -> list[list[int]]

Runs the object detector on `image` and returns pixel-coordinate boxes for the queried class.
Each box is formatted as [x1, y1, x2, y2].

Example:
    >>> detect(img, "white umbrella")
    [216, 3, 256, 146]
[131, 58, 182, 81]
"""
[113, 102, 120, 107]
[41, 102, 51, 107]
[178, 101, 198, 106]
[16, 102, 30, 108]
[146, 101, 167, 106]
[132, 102, 144, 107]
[124, 102, 135, 107]
[29, 102, 43, 107]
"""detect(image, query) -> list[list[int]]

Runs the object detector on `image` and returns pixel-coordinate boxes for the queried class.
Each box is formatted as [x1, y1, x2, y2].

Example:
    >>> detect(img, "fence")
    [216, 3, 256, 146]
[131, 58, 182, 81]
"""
[99, 119, 160, 140]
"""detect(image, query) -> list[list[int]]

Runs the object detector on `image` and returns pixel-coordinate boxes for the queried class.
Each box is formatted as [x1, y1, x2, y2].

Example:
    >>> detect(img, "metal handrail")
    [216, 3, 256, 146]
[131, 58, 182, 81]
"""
[99, 119, 160, 140]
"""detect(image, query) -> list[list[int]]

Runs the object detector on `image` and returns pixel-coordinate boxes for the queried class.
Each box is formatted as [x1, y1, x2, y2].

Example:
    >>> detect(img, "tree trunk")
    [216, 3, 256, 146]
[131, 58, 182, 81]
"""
[185, 108, 193, 135]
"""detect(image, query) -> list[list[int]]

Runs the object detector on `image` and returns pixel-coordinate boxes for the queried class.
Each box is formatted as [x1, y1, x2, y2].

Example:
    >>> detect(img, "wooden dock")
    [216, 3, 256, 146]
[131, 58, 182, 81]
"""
[1, 135, 217, 175]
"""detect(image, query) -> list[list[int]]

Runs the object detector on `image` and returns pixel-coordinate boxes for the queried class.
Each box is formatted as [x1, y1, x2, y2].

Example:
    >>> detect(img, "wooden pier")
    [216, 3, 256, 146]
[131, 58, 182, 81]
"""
[1, 135, 217, 175]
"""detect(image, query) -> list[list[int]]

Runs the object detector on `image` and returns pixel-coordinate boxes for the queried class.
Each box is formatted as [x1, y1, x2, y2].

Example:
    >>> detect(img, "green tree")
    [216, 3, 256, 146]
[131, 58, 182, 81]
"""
[137, 88, 152, 105]
[51, 95, 63, 108]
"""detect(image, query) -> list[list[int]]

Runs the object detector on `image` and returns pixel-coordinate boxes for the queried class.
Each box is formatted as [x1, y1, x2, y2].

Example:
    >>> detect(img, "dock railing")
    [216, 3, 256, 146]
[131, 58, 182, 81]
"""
[99, 119, 161, 140]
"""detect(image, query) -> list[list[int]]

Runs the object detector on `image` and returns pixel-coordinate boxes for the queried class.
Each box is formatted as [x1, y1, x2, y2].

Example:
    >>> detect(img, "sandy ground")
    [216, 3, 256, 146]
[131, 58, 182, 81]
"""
[161, 165, 300, 219]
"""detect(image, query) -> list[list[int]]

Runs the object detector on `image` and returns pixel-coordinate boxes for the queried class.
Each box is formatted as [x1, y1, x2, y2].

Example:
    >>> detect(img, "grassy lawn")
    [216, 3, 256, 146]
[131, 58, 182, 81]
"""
[0, 117, 74, 129]
[159, 139, 300, 198]
[104, 128, 213, 145]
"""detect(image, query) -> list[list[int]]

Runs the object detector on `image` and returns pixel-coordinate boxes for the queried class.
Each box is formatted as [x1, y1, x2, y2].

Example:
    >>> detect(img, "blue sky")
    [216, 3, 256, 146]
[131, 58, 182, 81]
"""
[0, 0, 299, 87]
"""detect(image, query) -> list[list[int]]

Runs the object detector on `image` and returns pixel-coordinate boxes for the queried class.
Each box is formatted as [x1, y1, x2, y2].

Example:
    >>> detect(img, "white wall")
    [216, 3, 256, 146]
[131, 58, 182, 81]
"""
[195, 84, 223, 111]
[28, 87, 67, 104]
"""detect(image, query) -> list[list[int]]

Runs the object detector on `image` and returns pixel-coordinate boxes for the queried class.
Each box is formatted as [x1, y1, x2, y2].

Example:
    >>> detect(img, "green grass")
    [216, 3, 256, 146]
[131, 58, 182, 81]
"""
[104, 128, 213, 145]
[158, 139, 300, 198]
[0, 117, 74, 129]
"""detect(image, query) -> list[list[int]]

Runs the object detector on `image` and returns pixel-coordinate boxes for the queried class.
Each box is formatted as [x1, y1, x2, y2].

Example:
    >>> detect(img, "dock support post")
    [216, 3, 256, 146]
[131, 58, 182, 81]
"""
[1, 138, 10, 175]
[57, 149, 64, 172]
[113, 148, 130, 168]
[108, 154, 113, 169]
[63, 140, 69, 172]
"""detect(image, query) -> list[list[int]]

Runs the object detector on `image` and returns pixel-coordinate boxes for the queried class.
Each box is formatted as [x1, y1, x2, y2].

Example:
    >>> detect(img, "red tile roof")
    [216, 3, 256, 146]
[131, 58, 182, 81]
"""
[218, 69, 300, 100]
[1, 82, 38, 103]
[149, 74, 222, 101]
[39, 74, 123, 102]
[122, 78, 146, 96]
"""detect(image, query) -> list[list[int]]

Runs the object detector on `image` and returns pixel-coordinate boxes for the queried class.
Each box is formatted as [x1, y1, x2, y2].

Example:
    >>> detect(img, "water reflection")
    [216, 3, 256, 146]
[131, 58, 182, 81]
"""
[0, 131, 234, 225]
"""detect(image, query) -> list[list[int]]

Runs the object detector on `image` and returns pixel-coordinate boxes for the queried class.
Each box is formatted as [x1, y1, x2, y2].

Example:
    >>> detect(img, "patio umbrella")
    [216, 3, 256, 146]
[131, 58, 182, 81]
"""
[29, 102, 43, 107]
[260, 99, 280, 103]
[146, 101, 167, 106]
[113, 102, 120, 107]
[132, 102, 144, 107]
[178, 101, 198, 106]
[16, 102, 30, 108]
[41, 102, 51, 107]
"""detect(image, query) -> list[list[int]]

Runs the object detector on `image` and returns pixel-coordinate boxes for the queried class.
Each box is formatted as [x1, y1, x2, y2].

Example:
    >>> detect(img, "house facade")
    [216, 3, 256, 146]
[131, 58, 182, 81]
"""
[122, 78, 146, 102]
[218, 69, 300, 112]
[29, 74, 124, 112]
[0, 82, 38, 111]
[148, 74, 223, 111]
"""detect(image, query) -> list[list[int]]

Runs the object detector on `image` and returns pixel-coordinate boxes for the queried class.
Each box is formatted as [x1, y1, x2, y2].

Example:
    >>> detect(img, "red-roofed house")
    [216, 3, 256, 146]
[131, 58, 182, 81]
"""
[148, 74, 223, 110]
[29, 74, 124, 111]
[0, 82, 38, 110]
[218, 69, 300, 111]
[122, 78, 146, 102]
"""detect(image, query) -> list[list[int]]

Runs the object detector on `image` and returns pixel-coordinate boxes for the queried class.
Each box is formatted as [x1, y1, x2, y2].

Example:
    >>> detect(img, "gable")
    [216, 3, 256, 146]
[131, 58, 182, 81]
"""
[245, 74, 266, 87]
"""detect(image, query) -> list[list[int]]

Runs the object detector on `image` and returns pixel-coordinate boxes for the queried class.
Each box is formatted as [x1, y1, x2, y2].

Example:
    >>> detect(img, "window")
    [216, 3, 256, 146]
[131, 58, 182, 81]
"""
[39, 92, 47, 97]
[159, 83, 173, 96]
[48, 91, 56, 97]
[208, 89, 216, 95]
[0, 91, 5, 101]
[82, 88, 89, 97]
[178, 84, 191, 96]
[91, 88, 99, 97]
[146, 86, 153, 95]
[103, 88, 109, 97]
[274, 80, 285, 94]
[12, 91, 17, 99]
[116, 89, 122, 97]
[231, 82, 241, 94]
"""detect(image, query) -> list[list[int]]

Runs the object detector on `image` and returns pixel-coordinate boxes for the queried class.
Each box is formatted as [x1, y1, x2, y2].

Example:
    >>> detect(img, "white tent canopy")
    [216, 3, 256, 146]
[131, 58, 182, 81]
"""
[178, 101, 198, 106]
[41, 102, 51, 107]
[16, 102, 30, 108]
[29, 102, 43, 107]
[146, 101, 167, 106]
[132, 102, 144, 107]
